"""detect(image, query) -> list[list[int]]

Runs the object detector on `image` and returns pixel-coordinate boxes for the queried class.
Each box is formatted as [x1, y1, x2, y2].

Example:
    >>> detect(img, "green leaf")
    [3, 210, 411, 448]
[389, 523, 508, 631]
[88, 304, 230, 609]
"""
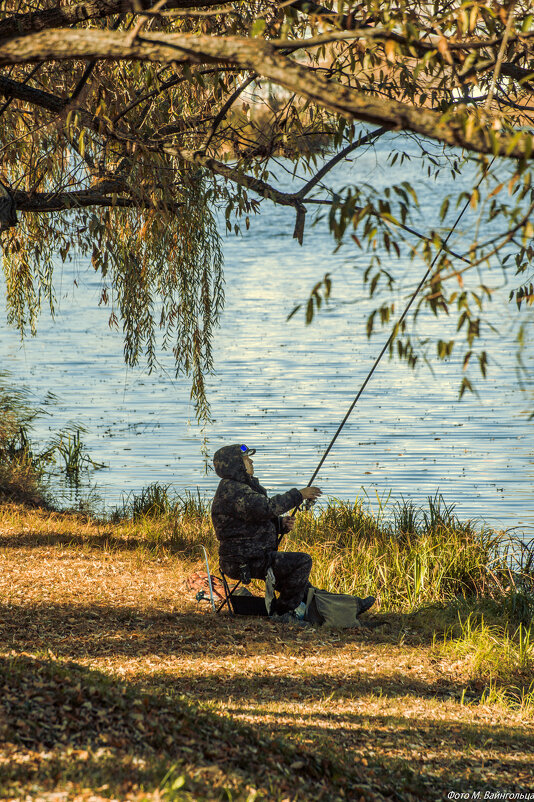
[366, 311, 376, 339]
[478, 351, 488, 378]
[370, 272, 380, 296]
[463, 350, 472, 370]
[251, 19, 266, 37]
[286, 304, 301, 322]
[459, 376, 473, 399]
[305, 297, 314, 325]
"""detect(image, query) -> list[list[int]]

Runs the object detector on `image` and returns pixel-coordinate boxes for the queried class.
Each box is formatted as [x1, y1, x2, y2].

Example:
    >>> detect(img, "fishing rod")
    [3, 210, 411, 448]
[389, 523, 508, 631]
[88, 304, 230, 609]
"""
[287, 158, 496, 524]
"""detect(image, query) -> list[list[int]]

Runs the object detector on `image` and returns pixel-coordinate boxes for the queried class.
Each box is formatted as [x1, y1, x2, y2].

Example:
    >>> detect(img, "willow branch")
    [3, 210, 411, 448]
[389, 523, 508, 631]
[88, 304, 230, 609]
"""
[290, 0, 374, 30]
[303, 198, 470, 264]
[485, 1, 517, 112]
[13, 178, 181, 213]
[0, 71, 296, 213]
[440, 201, 534, 281]
[112, 66, 236, 123]
[0, 75, 66, 113]
[200, 72, 256, 152]
[1, 30, 533, 161]
[14, 190, 138, 212]
[294, 126, 389, 200]
[0, 0, 227, 40]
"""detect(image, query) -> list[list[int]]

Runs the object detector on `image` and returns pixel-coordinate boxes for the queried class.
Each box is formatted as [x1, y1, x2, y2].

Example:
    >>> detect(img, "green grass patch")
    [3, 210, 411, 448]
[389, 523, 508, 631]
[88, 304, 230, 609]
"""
[110, 485, 217, 557]
[107, 486, 534, 638]
[434, 612, 534, 684]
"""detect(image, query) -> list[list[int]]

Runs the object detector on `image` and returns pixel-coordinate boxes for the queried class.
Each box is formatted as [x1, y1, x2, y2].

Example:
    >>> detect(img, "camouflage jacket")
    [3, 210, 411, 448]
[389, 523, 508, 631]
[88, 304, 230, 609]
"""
[211, 444, 303, 564]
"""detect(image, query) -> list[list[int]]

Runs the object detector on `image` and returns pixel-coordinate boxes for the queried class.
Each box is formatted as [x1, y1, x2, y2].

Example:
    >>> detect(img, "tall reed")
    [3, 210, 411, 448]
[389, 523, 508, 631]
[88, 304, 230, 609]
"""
[1, 376, 106, 507]
[0, 379, 48, 506]
[111, 485, 216, 556]
[283, 496, 509, 612]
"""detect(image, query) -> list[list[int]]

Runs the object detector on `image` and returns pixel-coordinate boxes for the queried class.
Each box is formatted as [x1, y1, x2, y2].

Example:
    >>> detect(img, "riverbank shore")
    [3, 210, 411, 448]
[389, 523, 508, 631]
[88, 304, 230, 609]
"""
[1, 501, 533, 801]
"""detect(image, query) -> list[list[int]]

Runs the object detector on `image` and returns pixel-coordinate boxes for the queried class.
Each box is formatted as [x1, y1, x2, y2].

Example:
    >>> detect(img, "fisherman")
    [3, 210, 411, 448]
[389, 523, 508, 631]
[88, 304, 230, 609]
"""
[211, 443, 321, 617]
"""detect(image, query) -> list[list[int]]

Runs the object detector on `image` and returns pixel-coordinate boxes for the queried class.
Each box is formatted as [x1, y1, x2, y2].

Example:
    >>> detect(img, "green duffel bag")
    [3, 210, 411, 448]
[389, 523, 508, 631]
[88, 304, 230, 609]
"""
[305, 585, 362, 628]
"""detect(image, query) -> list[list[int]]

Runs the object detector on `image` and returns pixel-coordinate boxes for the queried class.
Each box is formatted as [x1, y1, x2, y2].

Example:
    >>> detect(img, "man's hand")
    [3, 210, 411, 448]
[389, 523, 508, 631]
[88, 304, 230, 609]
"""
[283, 516, 296, 533]
[299, 486, 322, 501]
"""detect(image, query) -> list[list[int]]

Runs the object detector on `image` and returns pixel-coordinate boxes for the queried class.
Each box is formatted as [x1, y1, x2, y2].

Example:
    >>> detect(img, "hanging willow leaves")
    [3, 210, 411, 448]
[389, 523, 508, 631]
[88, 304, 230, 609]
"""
[0, 0, 533, 414]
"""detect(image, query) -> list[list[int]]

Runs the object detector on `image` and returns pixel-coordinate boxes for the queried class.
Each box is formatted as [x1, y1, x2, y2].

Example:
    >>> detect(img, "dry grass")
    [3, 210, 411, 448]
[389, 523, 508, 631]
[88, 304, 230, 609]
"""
[1, 504, 534, 801]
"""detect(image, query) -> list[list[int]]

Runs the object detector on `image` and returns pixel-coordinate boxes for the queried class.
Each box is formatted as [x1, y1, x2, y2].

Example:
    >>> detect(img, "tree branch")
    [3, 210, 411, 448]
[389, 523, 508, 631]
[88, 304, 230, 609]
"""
[0, 70, 295, 215]
[176, 148, 300, 206]
[69, 13, 125, 105]
[112, 66, 237, 123]
[290, 1, 374, 30]
[200, 72, 256, 152]
[0, 75, 66, 114]
[294, 126, 389, 200]
[303, 198, 471, 264]
[1, 29, 533, 160]
[0, 65, 43, 118]
[12, 179, 180, 213]
[485, 1, 517, 112]
[0, 0, 227, 40]
[0, 71, 290, 212]
[500, 62, 534, 91]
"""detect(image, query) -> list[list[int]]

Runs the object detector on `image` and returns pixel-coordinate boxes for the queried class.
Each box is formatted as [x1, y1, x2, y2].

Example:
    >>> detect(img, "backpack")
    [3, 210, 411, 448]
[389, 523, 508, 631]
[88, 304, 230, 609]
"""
[305, 586, 362, 629]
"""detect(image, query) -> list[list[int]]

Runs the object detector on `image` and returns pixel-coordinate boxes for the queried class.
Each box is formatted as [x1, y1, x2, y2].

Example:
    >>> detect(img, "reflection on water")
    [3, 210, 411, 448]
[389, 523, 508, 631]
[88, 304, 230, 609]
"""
[0, 144, 532, 534]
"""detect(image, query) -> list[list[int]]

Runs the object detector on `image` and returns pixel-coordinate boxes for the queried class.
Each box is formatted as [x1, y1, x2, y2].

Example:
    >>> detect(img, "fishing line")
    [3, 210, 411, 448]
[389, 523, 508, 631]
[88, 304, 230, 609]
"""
[299, 157, 496, 504]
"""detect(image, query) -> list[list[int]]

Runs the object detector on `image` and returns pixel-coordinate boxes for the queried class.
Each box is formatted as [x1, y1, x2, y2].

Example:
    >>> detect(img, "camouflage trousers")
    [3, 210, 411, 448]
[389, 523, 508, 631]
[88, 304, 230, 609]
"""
[220, 551, 312, 614]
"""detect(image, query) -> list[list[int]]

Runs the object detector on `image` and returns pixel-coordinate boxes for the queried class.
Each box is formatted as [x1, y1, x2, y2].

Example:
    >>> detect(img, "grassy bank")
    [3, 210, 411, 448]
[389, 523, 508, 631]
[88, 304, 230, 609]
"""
[3, 482, 532, 685]
[104, 483, 534, 682]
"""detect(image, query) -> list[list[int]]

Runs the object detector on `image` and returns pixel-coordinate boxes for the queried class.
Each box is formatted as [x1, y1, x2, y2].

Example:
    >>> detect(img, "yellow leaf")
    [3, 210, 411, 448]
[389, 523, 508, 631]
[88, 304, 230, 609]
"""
[385, 39, 396, 61]
[465, 115, 475, 142]
[469, 5, 478, 32]
[508, 174, 520, 193]
[437, 37, 453, 65]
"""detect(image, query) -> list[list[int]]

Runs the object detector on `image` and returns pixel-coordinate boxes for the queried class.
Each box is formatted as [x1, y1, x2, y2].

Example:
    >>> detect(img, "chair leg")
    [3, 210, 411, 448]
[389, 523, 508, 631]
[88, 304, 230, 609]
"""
[216, 572, 241, 615]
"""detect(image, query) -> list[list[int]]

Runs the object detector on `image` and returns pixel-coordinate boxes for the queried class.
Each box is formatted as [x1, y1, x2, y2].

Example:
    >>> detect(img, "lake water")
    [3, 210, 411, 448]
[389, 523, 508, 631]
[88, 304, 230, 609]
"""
[1, 139, 533, 535]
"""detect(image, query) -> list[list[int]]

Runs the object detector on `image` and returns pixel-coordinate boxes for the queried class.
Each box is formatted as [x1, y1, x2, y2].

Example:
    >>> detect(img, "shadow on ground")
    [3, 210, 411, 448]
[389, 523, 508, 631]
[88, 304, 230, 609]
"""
[0, 653, 381, 802]
[0, 530, 149, 553]
[1, 650, 533, 802]
[2, 600, 534, 799]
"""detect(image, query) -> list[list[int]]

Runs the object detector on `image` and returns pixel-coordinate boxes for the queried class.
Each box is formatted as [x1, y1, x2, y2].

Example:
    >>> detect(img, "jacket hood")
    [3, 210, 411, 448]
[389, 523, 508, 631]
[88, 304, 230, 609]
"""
[213, 444, 249, 482]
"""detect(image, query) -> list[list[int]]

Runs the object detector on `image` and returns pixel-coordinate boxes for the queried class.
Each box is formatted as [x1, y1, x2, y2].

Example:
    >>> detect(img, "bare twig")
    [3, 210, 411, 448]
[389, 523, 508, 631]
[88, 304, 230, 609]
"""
[127, 0, 168, 47]
[440, 201, 534, 281]
[294, 126, 388, 200]
[112, 67, 236, 123]
[199, 72, 256, 153]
